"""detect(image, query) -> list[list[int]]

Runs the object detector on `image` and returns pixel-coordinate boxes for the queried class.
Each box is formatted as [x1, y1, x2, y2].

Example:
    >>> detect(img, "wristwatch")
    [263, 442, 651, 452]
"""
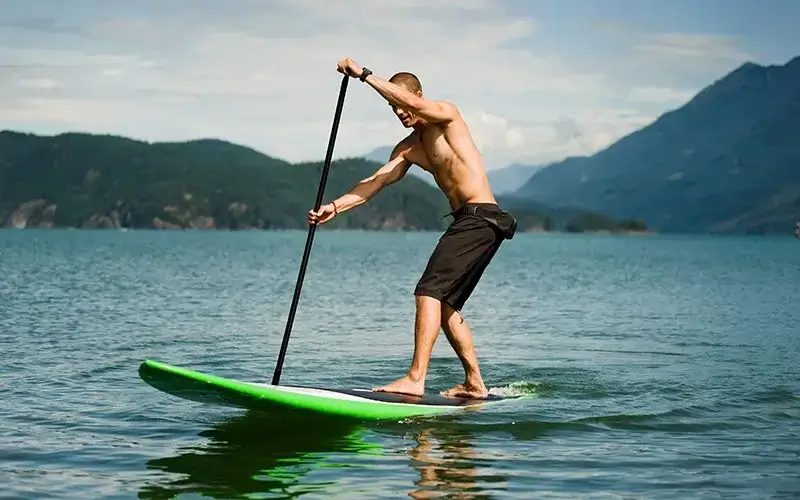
[359, 67, 372, 82]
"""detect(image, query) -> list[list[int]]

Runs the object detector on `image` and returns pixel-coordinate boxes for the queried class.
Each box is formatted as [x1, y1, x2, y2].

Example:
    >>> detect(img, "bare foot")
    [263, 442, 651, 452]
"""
[440, 382, 488, 399]
[373, 375, 424, 397]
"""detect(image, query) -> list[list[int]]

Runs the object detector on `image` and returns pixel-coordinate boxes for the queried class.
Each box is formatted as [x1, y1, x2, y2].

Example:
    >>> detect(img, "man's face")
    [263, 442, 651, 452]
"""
[390, 86, 422, 128]
[390, 103, 415, 128]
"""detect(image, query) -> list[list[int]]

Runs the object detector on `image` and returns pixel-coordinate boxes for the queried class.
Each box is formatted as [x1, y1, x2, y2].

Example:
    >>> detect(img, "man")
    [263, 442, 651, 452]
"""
[307, 57, 517, 399]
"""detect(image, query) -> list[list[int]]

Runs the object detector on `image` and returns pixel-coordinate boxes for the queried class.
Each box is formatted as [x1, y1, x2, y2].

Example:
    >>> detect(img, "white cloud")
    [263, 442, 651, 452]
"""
[627, 86, 695, 104]
[0, 1, 757, 170]
[463, 107, 659, 167]
[13, 76, 62, 90]
[634, 33, 756, 61]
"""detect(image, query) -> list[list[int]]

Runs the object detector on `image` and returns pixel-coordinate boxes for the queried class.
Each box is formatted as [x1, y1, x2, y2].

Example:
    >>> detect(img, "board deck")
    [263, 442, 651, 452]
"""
[138, 359, 520, 420]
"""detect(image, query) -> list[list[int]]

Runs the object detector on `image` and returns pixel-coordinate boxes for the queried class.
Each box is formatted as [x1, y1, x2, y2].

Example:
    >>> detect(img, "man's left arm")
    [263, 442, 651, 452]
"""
[360, 70, 458, 124]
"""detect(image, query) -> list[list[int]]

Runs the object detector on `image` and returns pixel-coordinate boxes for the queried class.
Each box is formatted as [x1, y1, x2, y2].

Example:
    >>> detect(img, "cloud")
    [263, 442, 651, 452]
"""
[0, 1, 759, 171]
[591, 20, 758, 85]
[464, 108, 659, 167]
[634, 33, 756, 62]
[594, 19, 756, 61]
[627, 86, 695, 104]
[12, 75, 62, 90]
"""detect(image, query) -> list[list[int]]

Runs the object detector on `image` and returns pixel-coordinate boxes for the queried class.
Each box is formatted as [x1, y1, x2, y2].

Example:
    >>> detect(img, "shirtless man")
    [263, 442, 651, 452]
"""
[307, 57, 517, 399]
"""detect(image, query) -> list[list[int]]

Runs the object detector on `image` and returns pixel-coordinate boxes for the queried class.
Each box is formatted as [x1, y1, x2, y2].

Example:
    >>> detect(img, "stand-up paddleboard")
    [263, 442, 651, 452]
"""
[139, 360, 521, 421]
[137, 77, 526, 421]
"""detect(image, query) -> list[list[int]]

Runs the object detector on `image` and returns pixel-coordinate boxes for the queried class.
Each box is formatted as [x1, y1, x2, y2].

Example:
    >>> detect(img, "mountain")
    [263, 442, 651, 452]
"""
[361, 146, 540, 193]
[362, 145, 394, 165]
[0, 131, 452, 231]
[513, 55, 800, 235]
[0, 130, 648, 234]
[486, 163, 541, 194]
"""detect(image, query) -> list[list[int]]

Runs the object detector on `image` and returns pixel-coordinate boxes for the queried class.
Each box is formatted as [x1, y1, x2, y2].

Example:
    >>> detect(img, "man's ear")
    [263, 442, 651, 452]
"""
[416, 90, 423, 98]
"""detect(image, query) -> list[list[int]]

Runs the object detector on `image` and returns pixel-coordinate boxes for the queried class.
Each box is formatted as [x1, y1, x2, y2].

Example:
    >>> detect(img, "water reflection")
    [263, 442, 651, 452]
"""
[139, 411, 513, 499]
[405, 425, 487, 499]
[138, 411, 377, 498]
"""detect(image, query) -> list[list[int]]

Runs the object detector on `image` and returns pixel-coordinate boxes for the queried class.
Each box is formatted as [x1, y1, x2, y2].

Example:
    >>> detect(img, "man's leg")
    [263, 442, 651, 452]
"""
[373, 211, 500, 398]
[439, 303, 488, 399]
[373, 294, 442, 397]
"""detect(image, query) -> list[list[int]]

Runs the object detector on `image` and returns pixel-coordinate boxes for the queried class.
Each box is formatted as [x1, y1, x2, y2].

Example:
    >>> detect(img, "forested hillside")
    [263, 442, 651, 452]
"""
[0, 130, 647, 233]
[0, 131, 450, 230]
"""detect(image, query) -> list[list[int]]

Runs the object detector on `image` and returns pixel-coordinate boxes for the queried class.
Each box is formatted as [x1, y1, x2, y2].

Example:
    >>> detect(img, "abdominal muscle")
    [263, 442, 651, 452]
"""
[404, 121, 497, 211]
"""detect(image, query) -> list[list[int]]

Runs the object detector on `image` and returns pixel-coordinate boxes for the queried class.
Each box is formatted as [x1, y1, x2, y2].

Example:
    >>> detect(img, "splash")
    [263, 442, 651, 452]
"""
[488, 381, 543, 398]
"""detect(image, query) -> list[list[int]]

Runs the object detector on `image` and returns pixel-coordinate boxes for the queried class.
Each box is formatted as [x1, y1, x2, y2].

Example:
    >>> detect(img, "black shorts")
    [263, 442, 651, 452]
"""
[414, 202, 517, 312]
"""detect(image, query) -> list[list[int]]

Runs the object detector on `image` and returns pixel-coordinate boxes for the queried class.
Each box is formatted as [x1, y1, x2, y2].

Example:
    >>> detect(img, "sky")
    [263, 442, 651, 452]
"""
[1, 0, 798, 170]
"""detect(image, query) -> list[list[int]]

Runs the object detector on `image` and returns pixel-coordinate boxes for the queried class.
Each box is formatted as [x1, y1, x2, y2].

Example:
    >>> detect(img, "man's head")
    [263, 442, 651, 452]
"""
[389, 72, 423, 128]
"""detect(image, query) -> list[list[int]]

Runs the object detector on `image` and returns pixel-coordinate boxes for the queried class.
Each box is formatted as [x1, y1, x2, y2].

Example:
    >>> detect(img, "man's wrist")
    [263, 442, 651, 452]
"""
[359, 67, 372, 82]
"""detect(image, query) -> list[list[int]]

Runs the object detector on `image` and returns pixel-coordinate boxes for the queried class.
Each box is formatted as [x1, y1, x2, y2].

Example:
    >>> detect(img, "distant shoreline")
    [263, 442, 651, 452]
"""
[0, 226, 662, 236]
[5, 227, 799, 237]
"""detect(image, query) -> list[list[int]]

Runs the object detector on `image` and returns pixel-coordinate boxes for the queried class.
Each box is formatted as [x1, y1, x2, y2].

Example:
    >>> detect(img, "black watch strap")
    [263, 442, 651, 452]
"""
[359, 67, 372, 82]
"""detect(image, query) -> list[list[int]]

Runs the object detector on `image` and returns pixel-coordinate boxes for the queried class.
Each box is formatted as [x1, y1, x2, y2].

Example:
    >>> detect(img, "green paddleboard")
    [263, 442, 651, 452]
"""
[138, 360, 520, 421]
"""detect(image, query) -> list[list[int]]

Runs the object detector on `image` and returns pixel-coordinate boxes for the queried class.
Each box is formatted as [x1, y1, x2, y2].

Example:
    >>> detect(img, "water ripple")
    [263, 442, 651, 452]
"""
[1, 230, 799, 499]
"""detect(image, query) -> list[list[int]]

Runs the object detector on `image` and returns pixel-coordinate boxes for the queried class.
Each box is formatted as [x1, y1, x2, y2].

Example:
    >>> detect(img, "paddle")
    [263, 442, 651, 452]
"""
[272, 73, 350, 385]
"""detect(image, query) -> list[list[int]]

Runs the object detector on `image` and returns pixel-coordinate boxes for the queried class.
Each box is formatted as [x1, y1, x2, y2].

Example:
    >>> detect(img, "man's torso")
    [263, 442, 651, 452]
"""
[398, 117, 496, 211]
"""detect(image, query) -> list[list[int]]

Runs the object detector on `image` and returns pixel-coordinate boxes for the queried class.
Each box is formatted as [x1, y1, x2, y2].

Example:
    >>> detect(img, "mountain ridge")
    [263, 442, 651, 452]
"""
[512, 55, 800, 235]
[0, 129, 645, 234]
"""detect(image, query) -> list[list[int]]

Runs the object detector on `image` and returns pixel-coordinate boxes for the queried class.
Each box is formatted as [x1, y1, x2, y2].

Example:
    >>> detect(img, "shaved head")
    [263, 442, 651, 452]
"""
[389, 72, 422, 94]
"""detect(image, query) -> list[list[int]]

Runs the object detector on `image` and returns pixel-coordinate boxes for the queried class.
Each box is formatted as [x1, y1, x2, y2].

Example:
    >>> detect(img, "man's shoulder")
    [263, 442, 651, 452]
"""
[387, 134, 429, 167]
[394, 133, 419, 150]
[388, 134, 418, 159]
[429, 100, 464, 127]
[431, 98, 461, 113]
[433, 99, 459, 110]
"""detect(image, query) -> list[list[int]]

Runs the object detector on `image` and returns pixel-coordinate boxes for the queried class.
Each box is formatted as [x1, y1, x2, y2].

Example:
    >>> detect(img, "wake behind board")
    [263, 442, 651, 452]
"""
[138, 359, 520, 421]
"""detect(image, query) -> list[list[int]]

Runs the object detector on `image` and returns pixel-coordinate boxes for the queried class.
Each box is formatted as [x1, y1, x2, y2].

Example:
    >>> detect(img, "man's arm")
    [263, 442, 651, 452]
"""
[329, 143, 412, 214]
[363, 73, 458, 124]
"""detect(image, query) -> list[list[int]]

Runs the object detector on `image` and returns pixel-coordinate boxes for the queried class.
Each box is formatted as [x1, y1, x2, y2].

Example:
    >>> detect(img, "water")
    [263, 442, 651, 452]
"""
[1, 229, 798, 499]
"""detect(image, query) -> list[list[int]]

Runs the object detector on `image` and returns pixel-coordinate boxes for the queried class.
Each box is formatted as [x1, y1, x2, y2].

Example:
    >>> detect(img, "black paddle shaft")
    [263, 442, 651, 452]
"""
[272, 73, 350, 385]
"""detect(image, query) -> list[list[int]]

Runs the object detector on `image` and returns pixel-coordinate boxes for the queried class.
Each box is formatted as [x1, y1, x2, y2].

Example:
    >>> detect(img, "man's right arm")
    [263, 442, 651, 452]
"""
[328, 143, 412, 214]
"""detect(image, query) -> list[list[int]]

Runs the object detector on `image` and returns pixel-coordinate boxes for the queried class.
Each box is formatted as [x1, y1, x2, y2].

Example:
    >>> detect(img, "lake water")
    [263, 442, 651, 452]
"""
[1, 229, 798, 499]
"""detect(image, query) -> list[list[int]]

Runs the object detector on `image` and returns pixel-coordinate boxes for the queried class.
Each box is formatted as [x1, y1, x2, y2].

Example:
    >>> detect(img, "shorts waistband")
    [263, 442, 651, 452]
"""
[441, 202, 517, 240]
[445, 202, 500, 219]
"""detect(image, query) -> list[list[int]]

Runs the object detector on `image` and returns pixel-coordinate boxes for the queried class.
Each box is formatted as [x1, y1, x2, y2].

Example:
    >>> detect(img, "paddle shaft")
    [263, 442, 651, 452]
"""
[272, 73, 350, 385]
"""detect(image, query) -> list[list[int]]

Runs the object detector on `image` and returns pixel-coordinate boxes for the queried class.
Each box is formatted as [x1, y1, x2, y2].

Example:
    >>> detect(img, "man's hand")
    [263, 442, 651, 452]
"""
[337, 57, 365, 79]
[307, 202, 337, 225]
